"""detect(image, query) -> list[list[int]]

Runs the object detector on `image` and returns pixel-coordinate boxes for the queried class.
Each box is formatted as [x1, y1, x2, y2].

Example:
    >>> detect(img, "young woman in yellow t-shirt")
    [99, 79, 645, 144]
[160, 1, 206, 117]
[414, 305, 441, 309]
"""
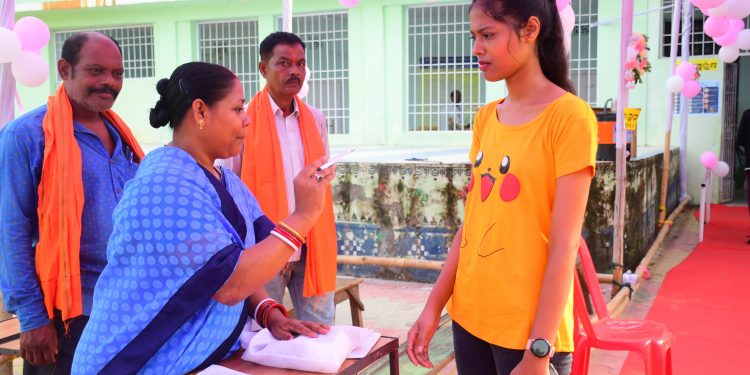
[407, 1, 598, 374]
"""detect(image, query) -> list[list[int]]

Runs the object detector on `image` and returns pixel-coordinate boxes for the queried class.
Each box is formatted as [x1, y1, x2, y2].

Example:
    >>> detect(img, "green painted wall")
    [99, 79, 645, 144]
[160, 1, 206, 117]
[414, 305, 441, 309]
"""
[13, 0, 737, 202]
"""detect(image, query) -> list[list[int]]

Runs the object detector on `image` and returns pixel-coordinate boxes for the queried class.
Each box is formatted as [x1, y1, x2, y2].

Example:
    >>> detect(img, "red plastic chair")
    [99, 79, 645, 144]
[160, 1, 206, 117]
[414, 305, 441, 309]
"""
[572, 239, 674, 375]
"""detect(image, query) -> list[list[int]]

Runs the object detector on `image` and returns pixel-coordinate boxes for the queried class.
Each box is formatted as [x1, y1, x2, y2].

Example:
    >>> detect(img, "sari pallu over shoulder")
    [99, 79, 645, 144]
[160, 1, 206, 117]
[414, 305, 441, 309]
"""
[72, 147, 266, 374]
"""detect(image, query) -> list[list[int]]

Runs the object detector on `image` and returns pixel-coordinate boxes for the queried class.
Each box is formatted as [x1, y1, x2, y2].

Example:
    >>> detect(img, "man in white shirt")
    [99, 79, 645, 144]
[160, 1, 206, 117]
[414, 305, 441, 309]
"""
[226, 32, 336, 324]
[442, 90, 467, 131]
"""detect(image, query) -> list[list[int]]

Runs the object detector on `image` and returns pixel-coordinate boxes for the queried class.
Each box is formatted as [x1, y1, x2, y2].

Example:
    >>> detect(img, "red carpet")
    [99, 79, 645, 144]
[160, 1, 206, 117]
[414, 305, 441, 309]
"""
[621, 205, 750, 374]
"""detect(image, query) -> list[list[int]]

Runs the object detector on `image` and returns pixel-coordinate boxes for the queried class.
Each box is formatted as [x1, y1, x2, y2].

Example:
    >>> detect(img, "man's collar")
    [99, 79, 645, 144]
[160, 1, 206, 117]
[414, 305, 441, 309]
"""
[267, 92, 299, 117]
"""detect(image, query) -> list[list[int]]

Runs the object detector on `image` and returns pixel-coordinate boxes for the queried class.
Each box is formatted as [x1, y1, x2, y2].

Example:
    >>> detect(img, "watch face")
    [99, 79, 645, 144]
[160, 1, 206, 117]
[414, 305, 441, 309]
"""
[530, 339, 551, 358]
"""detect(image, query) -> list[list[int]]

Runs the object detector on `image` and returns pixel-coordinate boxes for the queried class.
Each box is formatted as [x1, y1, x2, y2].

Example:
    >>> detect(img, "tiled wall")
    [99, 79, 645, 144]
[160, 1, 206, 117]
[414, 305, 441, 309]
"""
[333, 150, 680, 282]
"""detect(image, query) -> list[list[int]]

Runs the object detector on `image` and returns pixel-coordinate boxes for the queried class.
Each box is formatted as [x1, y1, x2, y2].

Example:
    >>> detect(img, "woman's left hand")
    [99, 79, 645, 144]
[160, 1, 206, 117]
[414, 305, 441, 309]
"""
[266, 310, 330, 340]
[510, 353, 551, 375]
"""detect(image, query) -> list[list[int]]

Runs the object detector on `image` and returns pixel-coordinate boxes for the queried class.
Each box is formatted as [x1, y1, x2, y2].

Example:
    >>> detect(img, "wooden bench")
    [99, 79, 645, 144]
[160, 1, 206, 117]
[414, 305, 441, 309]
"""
[360, 314, 454, 375]
[0, 318, 19, 356]
[284, 277, 365, 327]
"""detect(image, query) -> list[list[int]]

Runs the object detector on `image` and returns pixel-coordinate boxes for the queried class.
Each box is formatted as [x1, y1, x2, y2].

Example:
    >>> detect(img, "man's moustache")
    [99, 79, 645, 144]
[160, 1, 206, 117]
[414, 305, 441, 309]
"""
[88, 87, 119, 98]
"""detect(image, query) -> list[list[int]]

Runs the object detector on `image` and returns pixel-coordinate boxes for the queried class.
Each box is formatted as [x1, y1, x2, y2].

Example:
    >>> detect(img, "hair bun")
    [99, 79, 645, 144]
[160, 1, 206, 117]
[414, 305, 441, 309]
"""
[155, 78, 170, 96]
[149, 99, 171, 129]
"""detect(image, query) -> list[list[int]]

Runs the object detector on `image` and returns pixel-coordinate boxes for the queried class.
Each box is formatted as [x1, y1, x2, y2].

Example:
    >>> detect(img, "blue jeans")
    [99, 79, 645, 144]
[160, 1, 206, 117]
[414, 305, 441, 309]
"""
[264, 246, 335, 325]
[452, 321, 573, 375]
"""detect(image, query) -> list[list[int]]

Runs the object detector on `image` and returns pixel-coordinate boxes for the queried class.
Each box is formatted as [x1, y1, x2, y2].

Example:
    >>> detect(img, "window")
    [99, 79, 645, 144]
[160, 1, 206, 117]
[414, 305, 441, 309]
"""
[278, 13, 350, 135]
[660, 0, 750, 57]
[198, 20, 260, 99]
[54, 25, 154, 79]
[407, 4, 484, 132]
[570, 0, 598, 104]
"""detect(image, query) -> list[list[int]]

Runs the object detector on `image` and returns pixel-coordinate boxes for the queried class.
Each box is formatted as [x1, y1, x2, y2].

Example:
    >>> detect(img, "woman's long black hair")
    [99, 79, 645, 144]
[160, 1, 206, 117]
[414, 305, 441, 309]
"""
[471, 0, 576, 94]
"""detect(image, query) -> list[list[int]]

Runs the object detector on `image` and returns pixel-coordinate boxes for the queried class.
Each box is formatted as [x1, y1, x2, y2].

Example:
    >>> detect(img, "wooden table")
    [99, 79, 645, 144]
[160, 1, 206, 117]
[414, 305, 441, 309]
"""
[219, 336, 399, 375]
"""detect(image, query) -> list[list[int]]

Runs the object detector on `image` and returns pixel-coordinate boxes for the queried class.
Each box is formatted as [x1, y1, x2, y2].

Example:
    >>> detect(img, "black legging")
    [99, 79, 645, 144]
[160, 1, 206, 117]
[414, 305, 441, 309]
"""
[452, 321, 572, 375]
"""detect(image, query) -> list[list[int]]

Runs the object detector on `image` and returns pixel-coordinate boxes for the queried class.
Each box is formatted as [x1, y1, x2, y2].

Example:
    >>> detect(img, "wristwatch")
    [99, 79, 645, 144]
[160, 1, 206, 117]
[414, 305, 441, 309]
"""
[526, 338, 555, 358]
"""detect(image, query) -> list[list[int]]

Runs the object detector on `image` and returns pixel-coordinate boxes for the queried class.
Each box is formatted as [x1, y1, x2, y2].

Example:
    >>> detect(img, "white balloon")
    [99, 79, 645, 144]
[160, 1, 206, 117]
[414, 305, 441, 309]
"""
[725, 0, 750, 19]
[11, 51, 49, 87]
[718, 45, 740, 63]
[298, 81, 309, 99]
[737, 29, 750, 50]
[560, 5, 575, 55]
[666, 75, 685, 93]
[0, 27, 21, 63]
[708, 1, 731, 17]
[711, 161, 730, 177]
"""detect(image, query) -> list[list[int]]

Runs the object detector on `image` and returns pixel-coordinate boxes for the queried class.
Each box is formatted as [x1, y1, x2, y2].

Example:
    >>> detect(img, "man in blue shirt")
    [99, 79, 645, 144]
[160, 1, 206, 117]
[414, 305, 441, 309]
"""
[0, 32, 142, 374]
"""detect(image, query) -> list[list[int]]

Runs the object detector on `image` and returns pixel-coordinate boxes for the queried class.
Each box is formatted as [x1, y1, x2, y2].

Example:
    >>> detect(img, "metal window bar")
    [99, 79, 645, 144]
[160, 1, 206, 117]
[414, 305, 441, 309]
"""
[570, 0, 598, 105]
[54, 25, 155, 81]
[407, 3, 484, 132]
[661, 0, 749, 57]
[276, 12, 350, 135]
[197, 20, 260, 100]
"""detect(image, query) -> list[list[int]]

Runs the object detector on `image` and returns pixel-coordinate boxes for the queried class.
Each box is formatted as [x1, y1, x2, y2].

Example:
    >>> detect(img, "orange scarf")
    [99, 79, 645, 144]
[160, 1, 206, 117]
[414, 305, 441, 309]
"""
[241, 87, 337, 297]
[37, 85, 144, 321]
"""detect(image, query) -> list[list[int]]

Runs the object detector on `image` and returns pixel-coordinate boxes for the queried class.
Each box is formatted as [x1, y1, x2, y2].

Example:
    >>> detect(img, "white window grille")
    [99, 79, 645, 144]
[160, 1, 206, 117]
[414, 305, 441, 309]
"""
[278, 13, 350, 135]
[198, 20, 260, 99]
[570, 0, 598, 105]
[407, 4, 484, 132]
[54, 25, 154, 80]
[661, 0, 749, 57]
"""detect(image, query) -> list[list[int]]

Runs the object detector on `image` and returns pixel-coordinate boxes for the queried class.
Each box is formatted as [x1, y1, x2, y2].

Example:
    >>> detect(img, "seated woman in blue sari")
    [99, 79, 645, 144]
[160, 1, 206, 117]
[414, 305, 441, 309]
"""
[72, 62, 335, 374]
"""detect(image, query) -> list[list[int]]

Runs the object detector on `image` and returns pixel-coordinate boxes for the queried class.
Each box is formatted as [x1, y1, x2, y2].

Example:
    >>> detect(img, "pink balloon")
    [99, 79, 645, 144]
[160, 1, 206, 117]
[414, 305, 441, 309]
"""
[700, 151, 719, 169]
[704, 16, 729, 38]
[675, 62, 697, 80]
[691, 0, 726, 9]
[713, 20, 742, 46]
[556, 0, 570, 11]
[682, 79, 701, 98]
[13, 16, 50, 52]
[339, 0, 359, 7]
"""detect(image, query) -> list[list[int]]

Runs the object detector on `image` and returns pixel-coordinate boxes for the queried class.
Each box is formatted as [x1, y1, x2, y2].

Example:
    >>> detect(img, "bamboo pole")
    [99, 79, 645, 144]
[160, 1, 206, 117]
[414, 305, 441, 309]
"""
[337, 255, 444, 270]
[281, 0, 292, 32]
[658, 0, 683, 228]
[611, 0, 634, 298]
[606, 196, 690, 317]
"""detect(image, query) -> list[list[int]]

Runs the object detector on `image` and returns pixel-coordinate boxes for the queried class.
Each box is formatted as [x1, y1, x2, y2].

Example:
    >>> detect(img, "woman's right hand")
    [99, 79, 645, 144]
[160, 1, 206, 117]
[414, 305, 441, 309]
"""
[289, 157, 336, 231]
[406, 308, 440, 368]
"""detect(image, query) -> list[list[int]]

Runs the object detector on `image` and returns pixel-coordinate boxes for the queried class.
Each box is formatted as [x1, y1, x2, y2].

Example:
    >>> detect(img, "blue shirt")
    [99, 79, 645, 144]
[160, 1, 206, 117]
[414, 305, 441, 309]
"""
[0, 105, 139, 332]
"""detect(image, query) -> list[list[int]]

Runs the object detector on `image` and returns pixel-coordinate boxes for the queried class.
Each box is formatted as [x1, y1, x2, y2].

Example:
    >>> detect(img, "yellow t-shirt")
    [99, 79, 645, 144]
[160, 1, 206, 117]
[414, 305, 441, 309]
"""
[447, 93, 597, 353]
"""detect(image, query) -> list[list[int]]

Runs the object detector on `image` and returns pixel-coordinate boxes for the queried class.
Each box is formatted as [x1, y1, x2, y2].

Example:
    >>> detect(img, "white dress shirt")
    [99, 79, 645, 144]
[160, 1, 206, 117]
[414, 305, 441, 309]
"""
[218, 94, 329, 262]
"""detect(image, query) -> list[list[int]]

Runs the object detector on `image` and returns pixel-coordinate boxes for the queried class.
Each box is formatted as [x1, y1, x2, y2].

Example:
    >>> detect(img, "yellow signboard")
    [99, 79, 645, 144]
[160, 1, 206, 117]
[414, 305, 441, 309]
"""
[692, 58, 719, 72]
[624, 108, 641, 131]
[676, 58, 719, 72]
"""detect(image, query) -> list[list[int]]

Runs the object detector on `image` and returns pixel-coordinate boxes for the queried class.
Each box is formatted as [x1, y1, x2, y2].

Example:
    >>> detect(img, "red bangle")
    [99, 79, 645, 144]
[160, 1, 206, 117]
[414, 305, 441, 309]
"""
[262, 302, 288, 329]
[278, 221, 305, 244]
[274, 226, 302, 248]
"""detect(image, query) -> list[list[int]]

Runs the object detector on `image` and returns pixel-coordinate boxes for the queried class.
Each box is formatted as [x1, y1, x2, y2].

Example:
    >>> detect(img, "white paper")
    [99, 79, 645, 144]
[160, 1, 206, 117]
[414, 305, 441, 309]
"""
[198, 364, 250, 375]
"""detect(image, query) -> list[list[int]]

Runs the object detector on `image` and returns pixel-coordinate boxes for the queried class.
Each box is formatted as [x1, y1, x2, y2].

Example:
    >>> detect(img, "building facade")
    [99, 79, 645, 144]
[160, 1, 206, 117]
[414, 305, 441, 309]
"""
[11, 0, 750, 202]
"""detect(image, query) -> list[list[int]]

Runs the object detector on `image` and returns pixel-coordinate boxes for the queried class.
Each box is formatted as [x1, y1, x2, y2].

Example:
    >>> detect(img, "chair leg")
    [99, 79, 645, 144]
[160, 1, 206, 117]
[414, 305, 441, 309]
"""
[571, 342, 591, 375]
[646, 344, 670, 375]
[666, 347, 673, 375]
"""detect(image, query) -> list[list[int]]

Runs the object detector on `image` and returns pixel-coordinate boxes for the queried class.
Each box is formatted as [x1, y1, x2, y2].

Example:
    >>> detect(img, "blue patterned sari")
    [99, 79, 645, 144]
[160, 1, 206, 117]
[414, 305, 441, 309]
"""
[72, 146, 273, 374]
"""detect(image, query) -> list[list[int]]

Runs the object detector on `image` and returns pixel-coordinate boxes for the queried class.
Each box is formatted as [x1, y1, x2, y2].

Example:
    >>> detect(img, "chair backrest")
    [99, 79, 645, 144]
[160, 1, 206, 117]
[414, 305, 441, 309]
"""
[577, 238, 610, 320]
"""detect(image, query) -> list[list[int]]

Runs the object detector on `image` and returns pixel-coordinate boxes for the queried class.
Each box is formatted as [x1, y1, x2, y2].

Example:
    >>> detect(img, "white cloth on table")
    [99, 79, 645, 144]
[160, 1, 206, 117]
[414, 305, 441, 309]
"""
[240, 325, 381, 373]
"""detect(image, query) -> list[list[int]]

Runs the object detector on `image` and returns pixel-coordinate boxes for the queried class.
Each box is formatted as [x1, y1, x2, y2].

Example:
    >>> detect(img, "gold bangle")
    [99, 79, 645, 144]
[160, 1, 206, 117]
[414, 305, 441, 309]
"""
[278, 221, 305, 244]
